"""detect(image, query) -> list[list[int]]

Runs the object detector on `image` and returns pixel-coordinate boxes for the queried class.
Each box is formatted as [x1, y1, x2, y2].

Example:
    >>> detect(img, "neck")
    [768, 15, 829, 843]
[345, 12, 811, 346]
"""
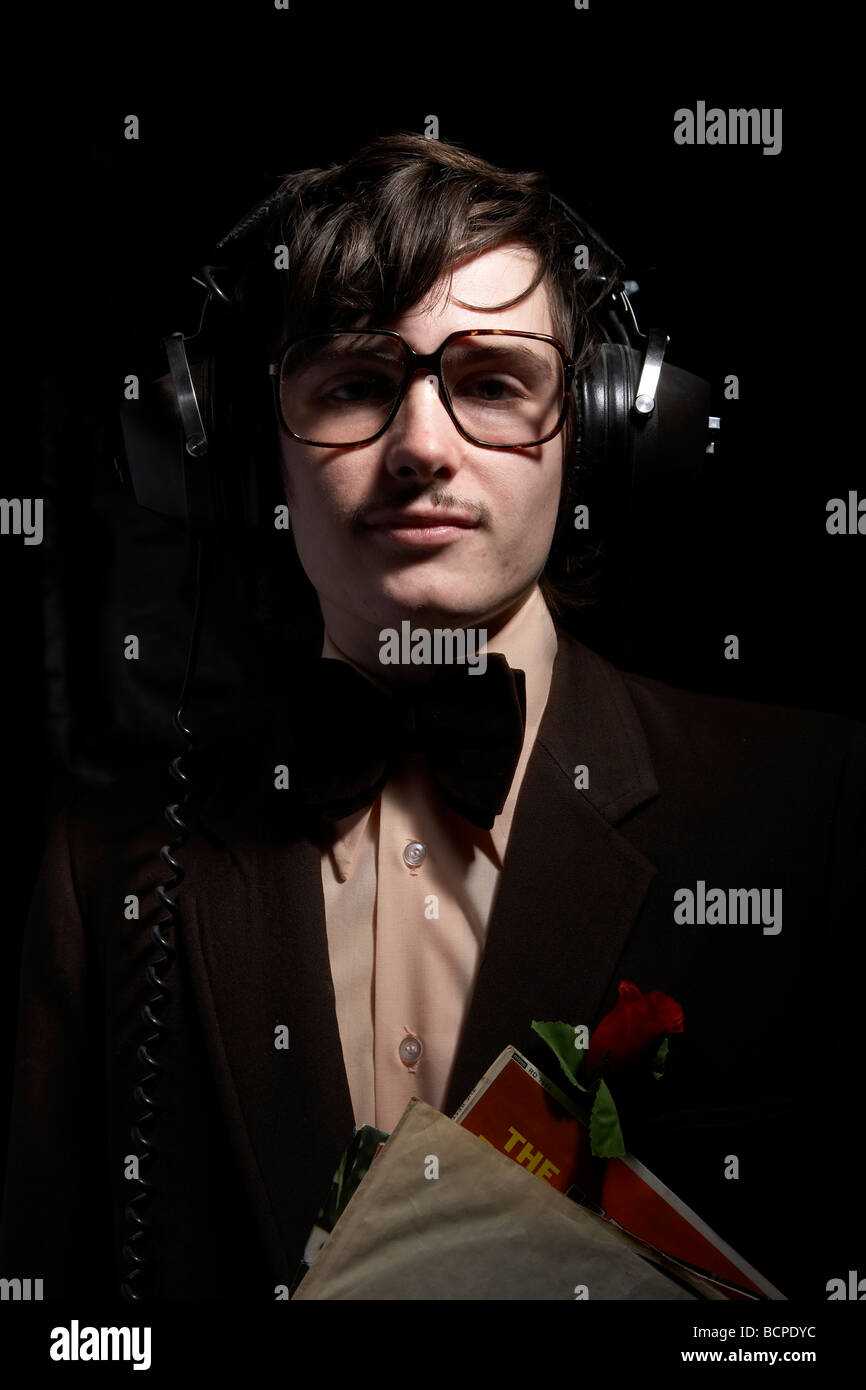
[319, 587, 541, 690]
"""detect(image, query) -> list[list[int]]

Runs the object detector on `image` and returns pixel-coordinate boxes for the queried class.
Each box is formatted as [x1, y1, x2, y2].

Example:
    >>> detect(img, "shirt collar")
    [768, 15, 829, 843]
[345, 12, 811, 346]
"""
[321, 584, 559, 881]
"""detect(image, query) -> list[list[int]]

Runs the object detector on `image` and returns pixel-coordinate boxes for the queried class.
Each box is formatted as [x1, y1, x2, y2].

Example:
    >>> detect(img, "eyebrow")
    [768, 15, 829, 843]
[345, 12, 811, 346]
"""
[297, 337, 552, 359]
[444, 341, 551, 365]
[289, 341, 403, 367]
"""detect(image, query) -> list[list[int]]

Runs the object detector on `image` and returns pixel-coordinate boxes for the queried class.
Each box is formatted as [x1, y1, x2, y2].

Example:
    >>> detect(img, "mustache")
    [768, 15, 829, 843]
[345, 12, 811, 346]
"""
[351, 488, 489, 527]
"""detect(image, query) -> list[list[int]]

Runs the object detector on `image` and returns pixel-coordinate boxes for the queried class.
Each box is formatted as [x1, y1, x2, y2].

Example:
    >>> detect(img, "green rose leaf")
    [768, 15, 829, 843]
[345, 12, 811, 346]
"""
[531, 1020, 589, 1091]
[589, 1079, 626, 1158]
[651, 1037, 669, 1081]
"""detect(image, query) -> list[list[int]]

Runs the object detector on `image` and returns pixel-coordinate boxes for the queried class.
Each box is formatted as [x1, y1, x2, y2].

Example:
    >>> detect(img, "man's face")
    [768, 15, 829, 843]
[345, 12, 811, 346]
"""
[276, 244, 565, 645]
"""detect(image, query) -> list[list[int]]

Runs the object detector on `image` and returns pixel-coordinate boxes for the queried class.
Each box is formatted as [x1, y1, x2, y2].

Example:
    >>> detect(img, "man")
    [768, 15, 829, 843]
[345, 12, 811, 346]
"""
[1, 133, 863, 1302]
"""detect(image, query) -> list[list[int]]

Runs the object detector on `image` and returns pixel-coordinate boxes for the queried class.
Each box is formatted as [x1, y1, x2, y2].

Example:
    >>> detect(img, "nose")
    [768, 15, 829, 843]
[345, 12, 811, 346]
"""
[380, 368, 466, 483]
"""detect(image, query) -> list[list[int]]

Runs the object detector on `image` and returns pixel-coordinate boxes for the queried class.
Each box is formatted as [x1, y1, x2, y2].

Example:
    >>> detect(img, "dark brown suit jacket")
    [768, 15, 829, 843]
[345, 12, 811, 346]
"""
[2, 631, 863, 1300]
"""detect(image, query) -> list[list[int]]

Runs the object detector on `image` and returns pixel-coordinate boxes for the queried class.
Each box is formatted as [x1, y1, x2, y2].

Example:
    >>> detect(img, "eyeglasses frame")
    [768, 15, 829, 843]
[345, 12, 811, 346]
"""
[267, 327, 576, 450]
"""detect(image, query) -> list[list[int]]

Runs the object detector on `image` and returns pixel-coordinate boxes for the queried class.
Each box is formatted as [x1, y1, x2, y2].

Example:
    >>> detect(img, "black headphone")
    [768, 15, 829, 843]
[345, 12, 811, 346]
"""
[117, 186, 716, 538]
[113, 175, 717, 1302]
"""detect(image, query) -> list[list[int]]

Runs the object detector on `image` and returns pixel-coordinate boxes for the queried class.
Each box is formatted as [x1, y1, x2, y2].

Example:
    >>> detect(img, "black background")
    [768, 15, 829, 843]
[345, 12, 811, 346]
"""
[1, 0, 862, 1338]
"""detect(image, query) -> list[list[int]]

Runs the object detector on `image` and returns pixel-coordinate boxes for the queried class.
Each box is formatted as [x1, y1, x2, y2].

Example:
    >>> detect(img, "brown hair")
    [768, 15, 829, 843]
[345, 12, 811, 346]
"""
[234, 131, 623, 616]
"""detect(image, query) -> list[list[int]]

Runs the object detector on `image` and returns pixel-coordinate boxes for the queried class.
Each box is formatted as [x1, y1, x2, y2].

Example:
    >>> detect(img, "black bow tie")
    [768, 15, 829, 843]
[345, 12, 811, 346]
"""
[288, 654, 527, 830]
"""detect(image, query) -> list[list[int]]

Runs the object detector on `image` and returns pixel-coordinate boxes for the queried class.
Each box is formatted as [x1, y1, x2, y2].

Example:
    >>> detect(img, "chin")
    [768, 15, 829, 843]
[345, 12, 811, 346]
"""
[375, 576, 530, 631]
[372, 583, 488, 628]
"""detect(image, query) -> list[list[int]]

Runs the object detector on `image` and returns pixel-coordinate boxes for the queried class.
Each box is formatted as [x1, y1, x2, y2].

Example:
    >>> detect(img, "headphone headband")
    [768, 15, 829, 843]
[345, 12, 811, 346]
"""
[214, 188, 294, 255]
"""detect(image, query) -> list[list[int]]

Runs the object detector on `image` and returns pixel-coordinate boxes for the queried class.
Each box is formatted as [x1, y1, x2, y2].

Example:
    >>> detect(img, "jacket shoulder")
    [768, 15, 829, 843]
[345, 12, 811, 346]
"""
[553, 628, 865, 815]
[558, 628, 863, 755]
[620, 662, 865, 777]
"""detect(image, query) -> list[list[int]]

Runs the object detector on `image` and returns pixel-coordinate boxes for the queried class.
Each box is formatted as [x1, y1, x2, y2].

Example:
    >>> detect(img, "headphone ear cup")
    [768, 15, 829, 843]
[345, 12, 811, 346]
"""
[119, 342, 229, 533]
[577, 344, 710, 530]
[119, 359, 192, 528]
[644, 361, 711, 479]
[577, 343, 643, 531]
[119, 319, 281, 534]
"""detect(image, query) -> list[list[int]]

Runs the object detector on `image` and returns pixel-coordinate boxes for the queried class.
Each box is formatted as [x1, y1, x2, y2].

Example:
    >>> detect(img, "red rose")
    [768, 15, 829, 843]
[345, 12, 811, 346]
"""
[586, 980, 683, 1076]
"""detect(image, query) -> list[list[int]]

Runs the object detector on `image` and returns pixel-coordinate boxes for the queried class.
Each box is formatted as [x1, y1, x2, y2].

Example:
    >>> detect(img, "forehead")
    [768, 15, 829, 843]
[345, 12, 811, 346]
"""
[382, 243, 555, 347]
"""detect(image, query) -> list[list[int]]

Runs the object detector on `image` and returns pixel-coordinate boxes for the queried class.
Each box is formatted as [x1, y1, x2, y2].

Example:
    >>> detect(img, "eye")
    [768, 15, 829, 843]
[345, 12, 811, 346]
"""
[455, 373, 523, 404]
[324, 372, 398, 404]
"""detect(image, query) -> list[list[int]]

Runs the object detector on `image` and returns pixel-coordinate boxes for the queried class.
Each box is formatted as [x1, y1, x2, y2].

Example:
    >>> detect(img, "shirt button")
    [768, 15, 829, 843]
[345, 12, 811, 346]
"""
[398, 1034, 423, 1067]
[403, 840, 427, 868]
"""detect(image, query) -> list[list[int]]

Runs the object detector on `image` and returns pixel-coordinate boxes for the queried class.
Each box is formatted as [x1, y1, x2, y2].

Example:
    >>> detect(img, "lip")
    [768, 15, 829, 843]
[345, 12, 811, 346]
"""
[363, 510, 478, 528]
[362, 509, 479, 550]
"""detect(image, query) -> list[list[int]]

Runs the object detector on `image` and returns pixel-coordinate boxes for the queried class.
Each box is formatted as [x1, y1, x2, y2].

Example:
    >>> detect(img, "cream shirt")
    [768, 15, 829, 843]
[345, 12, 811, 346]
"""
[320, 584, 558, 1133]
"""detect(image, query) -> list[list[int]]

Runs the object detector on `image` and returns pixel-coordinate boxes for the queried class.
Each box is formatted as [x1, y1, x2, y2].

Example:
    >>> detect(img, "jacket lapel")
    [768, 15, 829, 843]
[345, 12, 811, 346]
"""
[444, 630, 661, 1114]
